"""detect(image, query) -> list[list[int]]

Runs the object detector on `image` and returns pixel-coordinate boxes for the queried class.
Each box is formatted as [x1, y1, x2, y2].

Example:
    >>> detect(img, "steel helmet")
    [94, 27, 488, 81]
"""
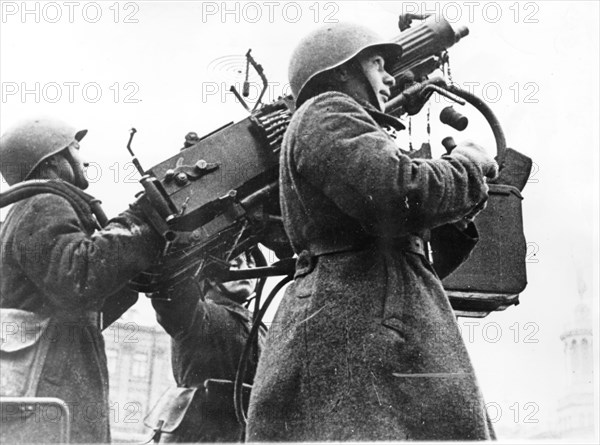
[0, 117, 87, 186]
[288, 22, 403, 105]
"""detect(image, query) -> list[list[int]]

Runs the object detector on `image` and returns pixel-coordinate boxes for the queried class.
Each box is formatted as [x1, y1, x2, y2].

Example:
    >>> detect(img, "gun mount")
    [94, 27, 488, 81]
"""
[127, 14, 530, 318]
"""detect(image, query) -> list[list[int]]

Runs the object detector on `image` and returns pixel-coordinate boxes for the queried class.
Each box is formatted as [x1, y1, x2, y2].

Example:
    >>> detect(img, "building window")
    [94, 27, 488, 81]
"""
[106, 349, 118, 374]
[131, 352, 148, 378]
[570, 339, 579, 380]
[581, 338, 592, 377]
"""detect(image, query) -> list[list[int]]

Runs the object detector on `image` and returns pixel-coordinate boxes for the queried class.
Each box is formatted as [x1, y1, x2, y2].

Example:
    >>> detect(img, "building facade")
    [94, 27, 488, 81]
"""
[555, 296, 595, 439]
[103, 318, 175, 443]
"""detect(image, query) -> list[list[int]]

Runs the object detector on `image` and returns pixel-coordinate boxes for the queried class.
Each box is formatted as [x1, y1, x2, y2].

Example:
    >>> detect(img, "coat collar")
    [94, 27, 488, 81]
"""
[354, 97, 406, 132]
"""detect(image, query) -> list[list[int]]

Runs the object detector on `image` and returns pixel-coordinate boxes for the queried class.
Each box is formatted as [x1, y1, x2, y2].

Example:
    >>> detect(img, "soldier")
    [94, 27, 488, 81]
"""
[146, 251, 266, 443]
[0, 117, 164, 443]
[246, 23, 498, 441]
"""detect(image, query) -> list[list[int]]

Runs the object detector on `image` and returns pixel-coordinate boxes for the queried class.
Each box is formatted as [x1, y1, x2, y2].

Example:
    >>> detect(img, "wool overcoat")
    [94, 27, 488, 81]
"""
[246, 92, 496, 441]
[0, 193, 162, 443]
[151, 286, 266, 442]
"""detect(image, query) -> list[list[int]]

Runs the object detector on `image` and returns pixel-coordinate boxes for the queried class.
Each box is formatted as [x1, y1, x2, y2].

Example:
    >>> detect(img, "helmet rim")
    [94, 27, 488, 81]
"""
[288, 22, 402, 105]
[0, 117, 87, 185]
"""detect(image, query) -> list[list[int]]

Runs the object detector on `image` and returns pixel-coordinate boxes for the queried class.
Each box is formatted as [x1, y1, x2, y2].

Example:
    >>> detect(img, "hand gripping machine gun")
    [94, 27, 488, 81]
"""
[385, 14, 533, 317]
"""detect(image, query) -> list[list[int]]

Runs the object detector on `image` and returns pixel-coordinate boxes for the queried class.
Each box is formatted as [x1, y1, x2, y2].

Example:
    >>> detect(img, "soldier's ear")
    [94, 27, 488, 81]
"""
[332, 65, 351, 83]
[27, 151, 62, 180]
[335, 58, 367, 85]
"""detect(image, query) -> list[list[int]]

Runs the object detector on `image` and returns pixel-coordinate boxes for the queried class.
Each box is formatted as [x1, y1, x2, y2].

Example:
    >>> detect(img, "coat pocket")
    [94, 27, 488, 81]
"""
[381, 316, 405, 337]
[0, 309, 51, 397]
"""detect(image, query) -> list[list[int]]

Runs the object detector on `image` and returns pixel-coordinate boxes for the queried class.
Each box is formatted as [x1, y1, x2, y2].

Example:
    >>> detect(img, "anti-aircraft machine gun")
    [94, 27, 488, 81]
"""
[0, 14, 532, 319]
[125, 14, 532, 318]
[0, 13, 533, 435]
[122, 14, 533, 426]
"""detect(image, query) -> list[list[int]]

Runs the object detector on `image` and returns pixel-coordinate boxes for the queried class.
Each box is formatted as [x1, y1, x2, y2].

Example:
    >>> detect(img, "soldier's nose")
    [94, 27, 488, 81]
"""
[384, 71, 395, 87]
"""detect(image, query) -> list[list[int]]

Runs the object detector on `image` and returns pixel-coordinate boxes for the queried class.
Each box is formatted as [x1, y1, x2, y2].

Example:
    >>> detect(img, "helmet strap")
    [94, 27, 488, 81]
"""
[355, 59, 384, 112]
[339, 58, 382, 112]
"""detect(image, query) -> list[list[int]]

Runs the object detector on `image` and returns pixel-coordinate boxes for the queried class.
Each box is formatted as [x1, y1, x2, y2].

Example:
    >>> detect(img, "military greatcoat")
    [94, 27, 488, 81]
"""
[246, 92, 496, 441]
[0, 193, 162, 443]
[150, 285, 266, 443]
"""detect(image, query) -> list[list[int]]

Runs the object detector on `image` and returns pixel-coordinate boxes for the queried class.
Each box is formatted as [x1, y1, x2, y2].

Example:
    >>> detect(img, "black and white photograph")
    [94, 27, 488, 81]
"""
[0, 1, 598, 443]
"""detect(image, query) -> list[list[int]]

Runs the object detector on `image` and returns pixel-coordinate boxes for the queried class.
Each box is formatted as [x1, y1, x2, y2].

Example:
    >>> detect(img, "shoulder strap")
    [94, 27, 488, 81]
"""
[0, 179, 108, 232]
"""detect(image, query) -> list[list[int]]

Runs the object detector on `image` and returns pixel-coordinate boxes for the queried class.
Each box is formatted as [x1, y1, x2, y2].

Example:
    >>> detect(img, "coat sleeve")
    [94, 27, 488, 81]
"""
[293, 94, 489, 235]
[151, 279, 207, 340]
[12, 194, 163, 311]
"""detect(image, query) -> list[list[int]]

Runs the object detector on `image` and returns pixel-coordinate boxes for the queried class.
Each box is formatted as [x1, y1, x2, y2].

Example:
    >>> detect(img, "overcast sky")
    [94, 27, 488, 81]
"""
[1, 1, 598, 440]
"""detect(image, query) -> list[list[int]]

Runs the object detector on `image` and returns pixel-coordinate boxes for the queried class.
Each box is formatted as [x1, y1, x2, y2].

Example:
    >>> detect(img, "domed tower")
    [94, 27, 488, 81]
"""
[556, 293, 594, 439]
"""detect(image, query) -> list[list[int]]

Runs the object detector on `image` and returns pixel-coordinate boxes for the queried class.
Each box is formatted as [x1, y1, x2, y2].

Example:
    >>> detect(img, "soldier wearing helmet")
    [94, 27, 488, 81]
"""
[0, 117, 89, 187]
[288, 21, 401, 111]
[0, 118, 164, 443]
[145, 251, 266, 443]
[247, 23, 497, 441]
[142, 136, 270, 443]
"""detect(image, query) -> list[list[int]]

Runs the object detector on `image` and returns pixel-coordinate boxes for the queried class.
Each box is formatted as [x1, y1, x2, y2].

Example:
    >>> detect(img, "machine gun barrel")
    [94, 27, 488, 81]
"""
[389, 15, 469, 83]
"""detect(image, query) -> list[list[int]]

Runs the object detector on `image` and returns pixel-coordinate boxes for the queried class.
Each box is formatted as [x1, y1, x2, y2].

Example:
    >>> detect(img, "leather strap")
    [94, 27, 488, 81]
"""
[0, 179, 107, 231]
[308, 233, 426, 257]
[48, 310, 101, 330]
[387, 234, 427, 257]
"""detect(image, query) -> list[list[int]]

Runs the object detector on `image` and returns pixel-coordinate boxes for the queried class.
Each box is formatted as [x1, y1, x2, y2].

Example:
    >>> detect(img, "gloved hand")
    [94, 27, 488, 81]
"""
[127, 192, 151, 220]
[125, 192, 170, 237]
[451, 141, 499, 180]
[454, 196, 488, 230]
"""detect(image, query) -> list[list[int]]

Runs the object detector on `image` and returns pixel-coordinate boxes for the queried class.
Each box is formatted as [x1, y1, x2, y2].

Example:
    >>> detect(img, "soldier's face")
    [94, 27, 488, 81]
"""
[220, 253, 257, 301]
[357, 51, 396, 111]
